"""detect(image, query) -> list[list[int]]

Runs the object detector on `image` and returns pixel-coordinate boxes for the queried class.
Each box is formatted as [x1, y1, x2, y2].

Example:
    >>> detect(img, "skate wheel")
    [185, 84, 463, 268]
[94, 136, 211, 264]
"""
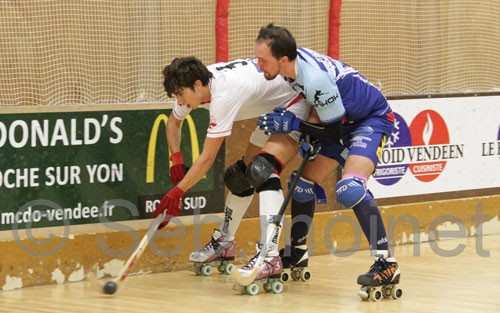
[263, 282, 272, 292]
[201, 264, 213, 276]
[223, 263, 234, 275]
[382, 285, 392, 298]
[280, 272, 289, 282]
[193, 264, 202, 275]
[217, 264, 225, 273]
[300, 270, 311, 282]
[245, 283, 260, 296]
[270, 281, 284, 294]
[358, 288, 369, 301]
[291, 269, 301, 281]
[391, 287, 403, 299]
[369, 288, 383, 302]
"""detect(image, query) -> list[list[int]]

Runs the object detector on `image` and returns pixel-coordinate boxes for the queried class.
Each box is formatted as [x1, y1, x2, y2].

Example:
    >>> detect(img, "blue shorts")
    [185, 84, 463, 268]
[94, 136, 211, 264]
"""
[319, 115, 394, 167]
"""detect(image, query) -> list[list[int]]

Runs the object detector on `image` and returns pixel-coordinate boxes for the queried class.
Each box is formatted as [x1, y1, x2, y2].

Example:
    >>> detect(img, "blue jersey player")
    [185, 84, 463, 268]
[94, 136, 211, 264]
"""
[255, 24, 402, 301]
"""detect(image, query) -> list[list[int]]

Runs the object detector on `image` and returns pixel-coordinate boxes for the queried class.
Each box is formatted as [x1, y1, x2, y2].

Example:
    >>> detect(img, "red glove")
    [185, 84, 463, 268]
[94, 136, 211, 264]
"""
[153, 186, 185, 229]
[169, 152, 187, 184]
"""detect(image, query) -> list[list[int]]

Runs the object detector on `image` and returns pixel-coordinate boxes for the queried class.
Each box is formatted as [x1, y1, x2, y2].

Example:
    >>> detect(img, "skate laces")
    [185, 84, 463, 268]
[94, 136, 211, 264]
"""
[371, 257, 397, 282]
[242, 252, 260, 270]
[202, 238, 218, 252]
[369, 257, 388, 273]
[202, 230, 223, 252]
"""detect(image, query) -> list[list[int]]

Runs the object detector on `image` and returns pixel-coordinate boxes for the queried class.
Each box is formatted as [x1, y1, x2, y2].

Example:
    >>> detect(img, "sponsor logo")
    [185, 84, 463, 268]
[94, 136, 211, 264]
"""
[314, 90, 326, 104]
[144, 196, 207, 213]
[374, 110, 464, 185]
[313, 89, 339, 107]
[481, 125, 500, 157]
[146, 114, 200, 183]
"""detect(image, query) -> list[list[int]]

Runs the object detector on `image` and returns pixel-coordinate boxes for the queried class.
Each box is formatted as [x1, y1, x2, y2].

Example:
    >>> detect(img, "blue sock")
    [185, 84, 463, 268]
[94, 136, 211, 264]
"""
[352, 191, 389, 254]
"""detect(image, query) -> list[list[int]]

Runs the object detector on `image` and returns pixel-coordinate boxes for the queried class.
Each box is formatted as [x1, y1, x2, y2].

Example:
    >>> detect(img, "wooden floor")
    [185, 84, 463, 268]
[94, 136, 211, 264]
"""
[2, 234, 499, 313]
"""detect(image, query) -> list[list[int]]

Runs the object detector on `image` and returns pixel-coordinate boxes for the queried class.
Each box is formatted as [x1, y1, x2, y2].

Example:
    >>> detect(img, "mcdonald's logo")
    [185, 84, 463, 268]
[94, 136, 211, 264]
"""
[146, 114, 200, 183]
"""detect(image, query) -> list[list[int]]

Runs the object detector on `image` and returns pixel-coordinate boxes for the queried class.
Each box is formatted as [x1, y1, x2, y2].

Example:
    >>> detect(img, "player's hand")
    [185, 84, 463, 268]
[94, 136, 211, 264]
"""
[153, 186, 185, 229]
[169, 152, 187, 184]
[298, 135, 321, 160]
[257, 108, 301, 134]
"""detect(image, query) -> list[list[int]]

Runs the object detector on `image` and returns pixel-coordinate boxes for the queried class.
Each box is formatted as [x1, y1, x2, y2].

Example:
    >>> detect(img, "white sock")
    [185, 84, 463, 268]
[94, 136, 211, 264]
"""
[259, 187, 284, 257]
[219, 192, 254, 241]
[373, 249, 397, 262]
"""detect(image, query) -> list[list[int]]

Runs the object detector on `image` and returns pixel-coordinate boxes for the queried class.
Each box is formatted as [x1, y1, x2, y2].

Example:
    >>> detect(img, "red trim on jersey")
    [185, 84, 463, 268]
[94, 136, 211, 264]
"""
[285, 94, 304, 109]
[327, 0, 342, 59]
[386, 111, 395, 123]
[215, 0, 230, 62]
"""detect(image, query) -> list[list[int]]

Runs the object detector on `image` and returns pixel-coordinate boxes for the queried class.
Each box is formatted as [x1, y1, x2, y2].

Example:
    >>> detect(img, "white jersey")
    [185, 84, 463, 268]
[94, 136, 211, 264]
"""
[172, 59, 307, 138]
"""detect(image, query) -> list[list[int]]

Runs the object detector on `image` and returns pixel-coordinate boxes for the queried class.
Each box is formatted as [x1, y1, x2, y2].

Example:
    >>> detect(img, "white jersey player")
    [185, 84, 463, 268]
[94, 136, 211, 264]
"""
[154, 57, 310, 292]
[172, 59, 307, 139]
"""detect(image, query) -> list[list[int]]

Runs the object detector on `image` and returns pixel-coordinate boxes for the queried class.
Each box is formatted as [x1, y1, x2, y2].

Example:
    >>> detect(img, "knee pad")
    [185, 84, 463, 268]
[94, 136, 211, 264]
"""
[335, 176, 367, 208]
[246, 153, 282, 190]
[291, 176, 315, 203]
[289, 171, 327, 204]
[224, 160, 254, 197]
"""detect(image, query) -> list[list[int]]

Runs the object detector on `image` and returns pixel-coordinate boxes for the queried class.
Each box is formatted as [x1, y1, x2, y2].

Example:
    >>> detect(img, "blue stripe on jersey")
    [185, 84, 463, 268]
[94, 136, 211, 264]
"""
[297, 51, 308, 63]
[326, 58, 341, 77]
[298, 48, 327, 72]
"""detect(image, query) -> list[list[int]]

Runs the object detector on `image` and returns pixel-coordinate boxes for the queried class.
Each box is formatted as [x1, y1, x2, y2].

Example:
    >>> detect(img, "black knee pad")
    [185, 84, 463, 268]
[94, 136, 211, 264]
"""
[255, 176, 282, 192]
[224, 160, 254, 197]
[246, 153, 282, 190]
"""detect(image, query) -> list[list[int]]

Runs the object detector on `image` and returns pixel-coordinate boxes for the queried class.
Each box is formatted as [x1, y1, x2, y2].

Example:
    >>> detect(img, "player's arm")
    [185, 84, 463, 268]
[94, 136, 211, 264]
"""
[258, 107, 342, 143]
[296, 119, 342, 142]
[167, 114, 182, 154]
[176, 136, 225, 191]
[304, 71, 346, 123]
[152, 135, 224, 229]
[166, 102, 195, 184]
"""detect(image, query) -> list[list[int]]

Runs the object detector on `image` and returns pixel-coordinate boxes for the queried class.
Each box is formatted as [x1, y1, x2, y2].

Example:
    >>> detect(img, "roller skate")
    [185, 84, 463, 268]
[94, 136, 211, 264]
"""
[233, 246, 285, 296]
[190, 229, 235, 276]
[279, 245, 311, 282]
[357, 257, 402, 301]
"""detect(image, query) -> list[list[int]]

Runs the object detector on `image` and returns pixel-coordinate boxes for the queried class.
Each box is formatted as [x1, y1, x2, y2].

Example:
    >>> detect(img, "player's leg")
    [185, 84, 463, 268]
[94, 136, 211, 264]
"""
[189, 129, 263, 275]
[189, 156, 253, 275]
[335, 123, 401, 300]
[235, 133, 301, 285]
[196, 97, 310, 268]
[280, 152, 339, 281]
[190, 130, 297, 275]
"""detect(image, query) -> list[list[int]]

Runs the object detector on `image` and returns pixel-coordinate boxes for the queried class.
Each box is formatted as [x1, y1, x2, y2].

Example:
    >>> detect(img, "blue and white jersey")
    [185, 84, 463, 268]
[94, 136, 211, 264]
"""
[287, 48, 391, 127]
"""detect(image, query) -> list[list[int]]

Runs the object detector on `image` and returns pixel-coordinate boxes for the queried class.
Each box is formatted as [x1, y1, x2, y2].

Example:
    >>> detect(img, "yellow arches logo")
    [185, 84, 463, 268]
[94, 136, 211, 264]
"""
[146, 114, 200, 183]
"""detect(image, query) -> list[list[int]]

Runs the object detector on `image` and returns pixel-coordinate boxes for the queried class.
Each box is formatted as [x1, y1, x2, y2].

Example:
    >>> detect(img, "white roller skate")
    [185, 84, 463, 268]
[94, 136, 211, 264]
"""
[190, 229, 236, 276]
[233, 245, 284, 296]
[279, 244, 311, 282]
[357, 257, 402, 301]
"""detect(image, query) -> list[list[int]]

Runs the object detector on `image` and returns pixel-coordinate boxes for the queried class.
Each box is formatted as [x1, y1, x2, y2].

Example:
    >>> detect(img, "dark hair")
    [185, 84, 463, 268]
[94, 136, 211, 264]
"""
[162, 56, 213, 97]
[256, 23, 297, 61]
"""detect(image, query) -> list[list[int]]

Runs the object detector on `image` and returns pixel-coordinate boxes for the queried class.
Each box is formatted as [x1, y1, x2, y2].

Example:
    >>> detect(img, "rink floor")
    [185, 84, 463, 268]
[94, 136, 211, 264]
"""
[1, 234, 499, 313]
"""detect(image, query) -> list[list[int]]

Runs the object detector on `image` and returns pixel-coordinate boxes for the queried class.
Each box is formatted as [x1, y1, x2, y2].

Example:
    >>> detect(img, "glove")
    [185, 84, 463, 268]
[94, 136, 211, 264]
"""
[169, 152, 187, 184]
[257, 108, 301, 135]
[298, 135, 322, 160]
[153, 186, 185, 229]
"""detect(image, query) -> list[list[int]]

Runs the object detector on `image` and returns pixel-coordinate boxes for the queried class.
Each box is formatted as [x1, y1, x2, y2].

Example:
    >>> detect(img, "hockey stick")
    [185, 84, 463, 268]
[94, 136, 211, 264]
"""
[88, 213, 166, 295]
[231, 144, 318, 286]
